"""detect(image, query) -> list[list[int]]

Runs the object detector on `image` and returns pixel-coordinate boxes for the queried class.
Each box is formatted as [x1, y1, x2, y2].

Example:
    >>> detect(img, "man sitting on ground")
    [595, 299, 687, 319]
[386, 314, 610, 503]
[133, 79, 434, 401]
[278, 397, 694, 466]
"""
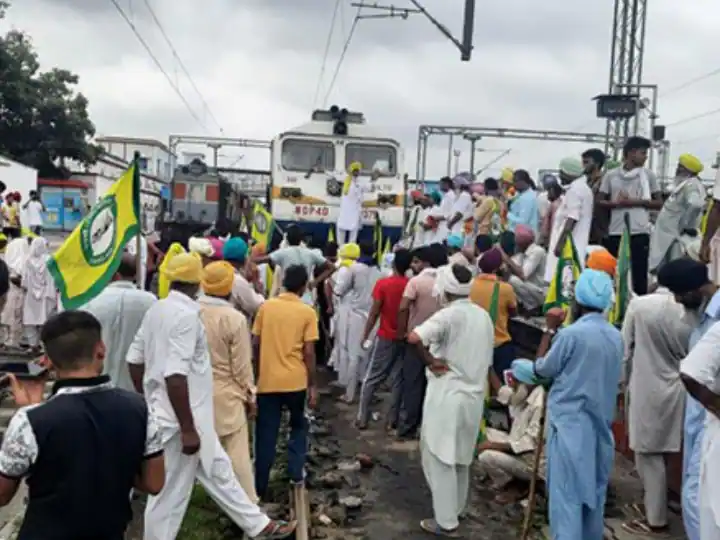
[477, 358, 545, 503]
[501, 225, 547, 314]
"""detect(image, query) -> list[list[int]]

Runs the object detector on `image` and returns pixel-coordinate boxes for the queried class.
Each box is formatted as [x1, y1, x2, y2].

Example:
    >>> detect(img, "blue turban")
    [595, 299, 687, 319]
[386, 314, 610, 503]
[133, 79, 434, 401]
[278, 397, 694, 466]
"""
[223, 237, 248, 262]
[429, 191, 442, 204]
[511, 359, 537, 385]
[447, 234, 463, 249]
[575, 268, 613, 310]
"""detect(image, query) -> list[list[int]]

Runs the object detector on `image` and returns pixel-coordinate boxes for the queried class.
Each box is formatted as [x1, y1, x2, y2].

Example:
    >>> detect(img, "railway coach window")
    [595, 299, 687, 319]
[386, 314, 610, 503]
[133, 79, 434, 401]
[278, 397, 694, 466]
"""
[281, 139, 335, 172]
[345, 144, 397, 177]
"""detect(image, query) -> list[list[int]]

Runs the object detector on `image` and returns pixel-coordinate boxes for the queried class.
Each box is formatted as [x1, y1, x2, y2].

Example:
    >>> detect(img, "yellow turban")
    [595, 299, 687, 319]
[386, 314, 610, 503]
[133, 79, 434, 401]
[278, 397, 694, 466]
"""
[201, 261, 235, 297]
[678, 153, 703, 175]
[500, 167, 514, 183]
[343, 161, 363, 195]
[158, 242, 186, 299]
[338, 242, 360, 267]
[162, 252, 203, 284]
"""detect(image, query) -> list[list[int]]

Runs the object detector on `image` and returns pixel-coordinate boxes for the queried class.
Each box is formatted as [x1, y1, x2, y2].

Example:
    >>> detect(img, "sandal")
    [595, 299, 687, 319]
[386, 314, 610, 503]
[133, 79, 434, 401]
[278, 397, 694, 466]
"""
[253, 519, 297, 539]
[419, 518, 460, 537]
[621, 519, 670, 537]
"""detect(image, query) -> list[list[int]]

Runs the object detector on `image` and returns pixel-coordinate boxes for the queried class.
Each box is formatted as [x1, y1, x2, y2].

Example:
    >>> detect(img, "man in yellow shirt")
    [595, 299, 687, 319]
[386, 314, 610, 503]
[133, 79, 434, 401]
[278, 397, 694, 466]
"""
[252, 265, 319, 501]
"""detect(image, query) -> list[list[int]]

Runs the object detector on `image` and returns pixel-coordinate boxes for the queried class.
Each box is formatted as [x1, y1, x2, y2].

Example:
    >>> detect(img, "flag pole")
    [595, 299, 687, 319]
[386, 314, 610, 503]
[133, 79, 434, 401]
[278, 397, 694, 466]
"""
[133, 152, 143, 289]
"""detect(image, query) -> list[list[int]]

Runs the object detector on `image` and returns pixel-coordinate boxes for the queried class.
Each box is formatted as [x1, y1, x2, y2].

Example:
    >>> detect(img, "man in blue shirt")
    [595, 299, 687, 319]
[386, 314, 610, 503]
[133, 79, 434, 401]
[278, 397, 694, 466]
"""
[657, 258, 719, 540]
[507, 170, 539, 235]
[534, 269, 623, 539]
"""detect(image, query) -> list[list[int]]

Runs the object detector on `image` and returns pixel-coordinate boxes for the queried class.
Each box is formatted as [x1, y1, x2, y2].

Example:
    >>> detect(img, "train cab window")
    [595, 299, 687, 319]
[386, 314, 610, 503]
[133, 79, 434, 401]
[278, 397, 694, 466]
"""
[281, 139, 335, 172]
[345, 144, 397, 177]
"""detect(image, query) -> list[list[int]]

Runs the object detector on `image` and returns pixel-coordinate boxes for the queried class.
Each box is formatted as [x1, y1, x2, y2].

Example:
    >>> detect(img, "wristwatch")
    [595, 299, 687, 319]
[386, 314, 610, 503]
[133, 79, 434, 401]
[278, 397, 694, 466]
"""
[542, 326, 557, 336]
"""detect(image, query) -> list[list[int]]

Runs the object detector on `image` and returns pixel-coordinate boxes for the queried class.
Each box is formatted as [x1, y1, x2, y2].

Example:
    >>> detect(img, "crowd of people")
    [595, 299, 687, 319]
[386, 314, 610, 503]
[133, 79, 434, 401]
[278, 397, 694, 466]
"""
[0, 132, 718, 540]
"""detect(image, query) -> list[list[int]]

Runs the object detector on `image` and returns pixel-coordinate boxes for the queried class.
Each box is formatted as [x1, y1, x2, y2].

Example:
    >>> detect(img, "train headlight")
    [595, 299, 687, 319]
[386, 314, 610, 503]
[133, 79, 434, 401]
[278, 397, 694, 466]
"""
[280, 187, 303, 199]
[377, 193, 397, 206]
[326, 177, 342, 197]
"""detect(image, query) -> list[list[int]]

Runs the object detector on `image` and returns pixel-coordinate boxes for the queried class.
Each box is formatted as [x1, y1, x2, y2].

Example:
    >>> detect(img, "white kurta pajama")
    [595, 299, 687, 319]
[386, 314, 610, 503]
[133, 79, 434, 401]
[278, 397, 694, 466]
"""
[337, 178, 367, 245]
[1, 238, 29, 347]
[414, 296, 494, 531]
[333, 261, 381, 401]
[622, 289, 692, 527]
[126, 291, 269, 539]
[680, 321, 720, 540]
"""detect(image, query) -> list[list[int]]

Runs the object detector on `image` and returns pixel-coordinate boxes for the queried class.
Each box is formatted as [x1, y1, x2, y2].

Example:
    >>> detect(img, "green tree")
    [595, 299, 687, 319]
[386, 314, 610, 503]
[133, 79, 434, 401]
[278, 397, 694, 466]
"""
[0, 0, 102, 178]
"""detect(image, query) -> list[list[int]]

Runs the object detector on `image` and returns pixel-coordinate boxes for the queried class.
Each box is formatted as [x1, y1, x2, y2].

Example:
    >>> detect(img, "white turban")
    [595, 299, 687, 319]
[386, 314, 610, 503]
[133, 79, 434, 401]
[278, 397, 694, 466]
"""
[433, 264, 472, 299]
[559, 157, 584, 178]
[188, 237, 214, 257]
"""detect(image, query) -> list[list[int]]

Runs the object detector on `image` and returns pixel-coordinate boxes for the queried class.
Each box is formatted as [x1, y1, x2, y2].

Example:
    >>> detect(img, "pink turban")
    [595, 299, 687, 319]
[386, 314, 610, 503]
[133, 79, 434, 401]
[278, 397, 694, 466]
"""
[209, 237, 225, 259]
[514, 224, 535, 244]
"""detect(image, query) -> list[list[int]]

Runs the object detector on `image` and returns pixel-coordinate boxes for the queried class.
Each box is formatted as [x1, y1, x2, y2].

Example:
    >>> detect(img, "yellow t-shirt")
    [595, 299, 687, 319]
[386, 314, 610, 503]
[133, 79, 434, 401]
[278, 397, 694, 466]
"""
[469, 274, 517, 347]
[252, 293, 319, 393]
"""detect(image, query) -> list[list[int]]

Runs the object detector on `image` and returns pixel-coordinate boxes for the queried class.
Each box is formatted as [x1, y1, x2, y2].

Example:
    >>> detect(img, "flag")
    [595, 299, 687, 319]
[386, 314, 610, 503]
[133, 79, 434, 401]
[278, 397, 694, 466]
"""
[382, 237, 391, 259]
[47, 161, 141, 309]
[543, 234, 582, 326]
[701, 198, 713, 237]
[251, 201, 274, 246]
[609, 213, 632, 327]
[327, 227, 335, 244]
[373, 213, 383, 263]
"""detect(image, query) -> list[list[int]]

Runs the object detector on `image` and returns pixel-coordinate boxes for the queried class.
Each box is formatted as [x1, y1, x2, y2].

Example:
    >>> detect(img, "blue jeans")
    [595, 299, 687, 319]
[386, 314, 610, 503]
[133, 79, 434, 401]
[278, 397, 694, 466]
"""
[254, 390, 308, 499]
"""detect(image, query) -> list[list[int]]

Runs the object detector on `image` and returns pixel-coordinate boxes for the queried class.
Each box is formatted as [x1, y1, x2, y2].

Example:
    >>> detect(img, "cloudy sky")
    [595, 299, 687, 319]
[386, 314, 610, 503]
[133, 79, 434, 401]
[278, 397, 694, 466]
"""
[4, 0, 720, 181]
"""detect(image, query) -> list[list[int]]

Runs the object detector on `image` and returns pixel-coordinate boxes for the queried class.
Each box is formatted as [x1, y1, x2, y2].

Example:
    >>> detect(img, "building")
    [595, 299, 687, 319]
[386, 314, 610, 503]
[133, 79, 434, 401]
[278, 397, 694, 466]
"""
[0, 155, 38, 202]
[95, 136, 176, 182]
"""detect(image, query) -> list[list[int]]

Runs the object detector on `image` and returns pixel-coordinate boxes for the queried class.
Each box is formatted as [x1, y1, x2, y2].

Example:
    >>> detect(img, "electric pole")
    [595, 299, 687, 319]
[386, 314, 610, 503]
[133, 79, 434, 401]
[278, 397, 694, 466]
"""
[350, 1, 476, 61]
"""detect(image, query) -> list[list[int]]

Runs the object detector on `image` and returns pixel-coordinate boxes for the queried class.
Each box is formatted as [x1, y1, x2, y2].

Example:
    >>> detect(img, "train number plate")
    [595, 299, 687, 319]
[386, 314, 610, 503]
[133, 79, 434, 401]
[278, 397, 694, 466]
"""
[294, 204, 330, 217]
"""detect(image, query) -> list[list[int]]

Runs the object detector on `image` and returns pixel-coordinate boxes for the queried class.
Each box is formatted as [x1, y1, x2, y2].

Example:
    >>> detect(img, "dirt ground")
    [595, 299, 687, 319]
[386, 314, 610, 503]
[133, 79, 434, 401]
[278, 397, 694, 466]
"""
[123, 369, 688, 540]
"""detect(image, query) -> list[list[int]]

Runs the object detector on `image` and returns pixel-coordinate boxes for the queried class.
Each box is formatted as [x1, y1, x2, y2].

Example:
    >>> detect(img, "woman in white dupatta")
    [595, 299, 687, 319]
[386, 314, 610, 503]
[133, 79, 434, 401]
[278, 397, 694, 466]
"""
[21, 237, 56, 350]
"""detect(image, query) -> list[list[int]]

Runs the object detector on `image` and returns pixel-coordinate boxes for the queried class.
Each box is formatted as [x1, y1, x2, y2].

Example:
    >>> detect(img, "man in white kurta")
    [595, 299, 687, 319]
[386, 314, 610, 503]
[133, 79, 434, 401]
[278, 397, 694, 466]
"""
[679, 319, 720, 540]
[82, 253, 156, 391]
[620, 288, 692, 534]
[408, 263, 494, 535]
[337, 163, 378, 245]
[127, 234, 148, 290]
[126, 254, 294, 540]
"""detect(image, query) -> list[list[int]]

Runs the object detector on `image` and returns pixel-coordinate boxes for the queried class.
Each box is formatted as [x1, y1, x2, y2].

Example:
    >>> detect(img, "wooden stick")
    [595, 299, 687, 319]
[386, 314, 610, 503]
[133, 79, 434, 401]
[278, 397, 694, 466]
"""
[520, 392, 548, 540]
[292, 483, 310, 540]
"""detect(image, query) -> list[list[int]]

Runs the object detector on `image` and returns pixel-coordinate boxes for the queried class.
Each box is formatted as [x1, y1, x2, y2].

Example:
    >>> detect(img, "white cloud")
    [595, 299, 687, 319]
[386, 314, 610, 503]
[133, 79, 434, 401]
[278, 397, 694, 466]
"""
[5, 0, 720, 180]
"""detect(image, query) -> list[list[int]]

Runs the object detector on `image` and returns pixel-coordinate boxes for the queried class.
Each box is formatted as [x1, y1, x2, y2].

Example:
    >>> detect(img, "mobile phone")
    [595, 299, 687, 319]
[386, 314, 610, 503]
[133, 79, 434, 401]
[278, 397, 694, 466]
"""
[0, 362, 49, 389]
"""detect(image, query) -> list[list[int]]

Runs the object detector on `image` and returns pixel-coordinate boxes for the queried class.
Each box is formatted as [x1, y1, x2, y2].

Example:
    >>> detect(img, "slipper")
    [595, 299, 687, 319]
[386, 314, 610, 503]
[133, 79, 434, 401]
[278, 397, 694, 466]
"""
[624, 502, 644, 518]
[621, 519, 670, 537]
[419, 518, 460, 537]
[253, 519, 297, 539]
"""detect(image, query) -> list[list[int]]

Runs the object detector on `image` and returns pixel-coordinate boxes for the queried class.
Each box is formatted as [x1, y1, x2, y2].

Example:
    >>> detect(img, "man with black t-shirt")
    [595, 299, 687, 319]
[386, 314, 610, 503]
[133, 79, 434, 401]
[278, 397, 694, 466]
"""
[0, 311, 165, 540]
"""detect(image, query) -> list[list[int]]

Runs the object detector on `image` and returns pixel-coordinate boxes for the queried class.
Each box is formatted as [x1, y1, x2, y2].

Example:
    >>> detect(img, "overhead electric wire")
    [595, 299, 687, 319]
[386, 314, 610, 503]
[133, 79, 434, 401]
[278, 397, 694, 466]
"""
[108, 0, 209, 131]
[312, 0, 343, 109]
[661, 67, 720, 98]
[667, 105, 720, 128]
[323, 4, 363, 107]
[141, 0, 224, 133]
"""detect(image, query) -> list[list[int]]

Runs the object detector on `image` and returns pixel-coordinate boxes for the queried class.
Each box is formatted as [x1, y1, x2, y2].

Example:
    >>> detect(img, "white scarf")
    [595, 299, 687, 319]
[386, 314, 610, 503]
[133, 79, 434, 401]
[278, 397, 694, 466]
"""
[25, 238, 53, 301]
[619, 167, 651, 200]
[432, 264, 471, 299]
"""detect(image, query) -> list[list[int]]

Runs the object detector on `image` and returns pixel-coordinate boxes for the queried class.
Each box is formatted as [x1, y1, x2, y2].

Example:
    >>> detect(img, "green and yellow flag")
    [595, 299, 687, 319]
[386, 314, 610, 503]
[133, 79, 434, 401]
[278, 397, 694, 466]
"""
[48, 161, 140, 309]
[701, 198, 713, 237]
[609, 213, 632, 327]
[327, 227, 336, 244]
[373, 213, 383, 263]
[543, 234, 582, 326]
[251, 201, 274, 247]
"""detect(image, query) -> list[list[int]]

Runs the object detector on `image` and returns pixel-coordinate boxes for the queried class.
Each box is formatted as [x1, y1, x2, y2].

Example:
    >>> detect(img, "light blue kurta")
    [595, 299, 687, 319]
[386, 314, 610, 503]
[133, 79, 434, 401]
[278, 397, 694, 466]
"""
[82, 281, 157, 391]
[507, 189, 539, 234]
[535, 312, 623, 540]
[682, 291, 720, 540]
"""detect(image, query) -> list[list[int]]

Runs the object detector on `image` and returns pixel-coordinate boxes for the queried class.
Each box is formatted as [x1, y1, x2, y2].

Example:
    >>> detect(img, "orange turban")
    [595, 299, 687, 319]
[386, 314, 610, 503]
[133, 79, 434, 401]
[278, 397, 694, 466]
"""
[252, 243, 266, 257]
[586, 249, 617, 278]
[201, 261, 236, 297]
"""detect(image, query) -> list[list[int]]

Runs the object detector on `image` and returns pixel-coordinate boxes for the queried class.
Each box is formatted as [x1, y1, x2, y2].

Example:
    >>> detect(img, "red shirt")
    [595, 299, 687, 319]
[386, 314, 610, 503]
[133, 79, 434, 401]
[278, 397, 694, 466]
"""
[373, 274, 410, 340]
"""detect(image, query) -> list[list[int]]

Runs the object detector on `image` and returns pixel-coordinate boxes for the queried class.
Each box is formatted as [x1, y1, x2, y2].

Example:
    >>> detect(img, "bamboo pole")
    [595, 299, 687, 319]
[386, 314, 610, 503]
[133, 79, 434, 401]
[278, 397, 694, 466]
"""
[520, 392, 548, 540]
